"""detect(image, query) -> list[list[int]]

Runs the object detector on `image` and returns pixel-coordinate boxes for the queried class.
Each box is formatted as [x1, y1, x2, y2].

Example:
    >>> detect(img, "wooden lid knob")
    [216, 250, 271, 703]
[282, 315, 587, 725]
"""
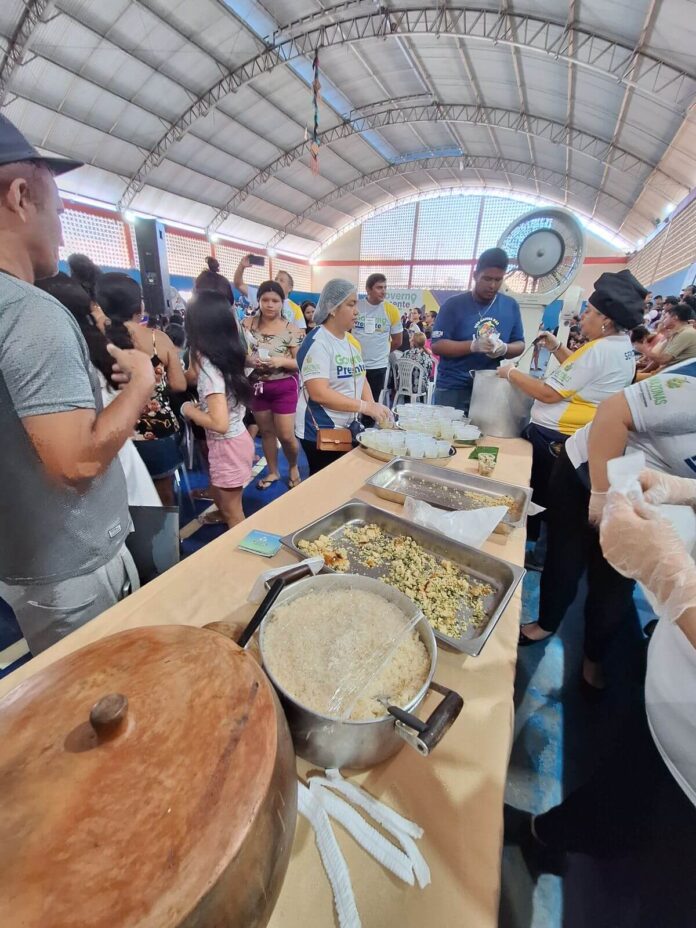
[90, 693, 128, 737]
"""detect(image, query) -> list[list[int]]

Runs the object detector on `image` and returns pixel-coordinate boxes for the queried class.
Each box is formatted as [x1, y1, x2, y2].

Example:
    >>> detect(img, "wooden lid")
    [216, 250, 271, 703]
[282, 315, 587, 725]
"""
[0, 626, 284, 928]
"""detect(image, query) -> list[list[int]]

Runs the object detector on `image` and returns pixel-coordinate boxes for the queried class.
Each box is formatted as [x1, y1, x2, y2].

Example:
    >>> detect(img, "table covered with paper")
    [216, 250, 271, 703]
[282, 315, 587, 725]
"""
[0, 438, 532, 928]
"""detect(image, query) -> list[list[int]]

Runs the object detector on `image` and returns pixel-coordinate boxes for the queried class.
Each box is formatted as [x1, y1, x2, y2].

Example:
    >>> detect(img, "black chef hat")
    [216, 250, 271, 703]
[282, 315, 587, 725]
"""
[589, 269, 648, 330]
[475, 247, 509, 273]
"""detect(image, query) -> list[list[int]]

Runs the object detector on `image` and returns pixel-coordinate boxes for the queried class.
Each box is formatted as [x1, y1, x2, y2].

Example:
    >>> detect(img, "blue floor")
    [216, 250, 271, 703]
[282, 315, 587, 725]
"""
[500, 543, 656, 928]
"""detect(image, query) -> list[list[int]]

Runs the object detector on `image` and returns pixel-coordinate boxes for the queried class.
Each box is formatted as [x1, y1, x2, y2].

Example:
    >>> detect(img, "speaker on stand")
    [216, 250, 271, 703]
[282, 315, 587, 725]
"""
[132, 218, 171, 321]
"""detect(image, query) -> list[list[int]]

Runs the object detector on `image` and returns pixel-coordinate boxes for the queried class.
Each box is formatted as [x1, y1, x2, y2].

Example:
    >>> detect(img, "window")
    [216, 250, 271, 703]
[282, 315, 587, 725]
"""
[215, 243, 267, 286]
[410, 264, 473, 290]
[414, 198, 481, 259]
[273, 257, 312, 292]
[360, 203, 417, 259]
[359, 265, 411, 288]
[164, 230, 210, 277]
[476, 199, 530, 253]
[59, 208, 130, 269]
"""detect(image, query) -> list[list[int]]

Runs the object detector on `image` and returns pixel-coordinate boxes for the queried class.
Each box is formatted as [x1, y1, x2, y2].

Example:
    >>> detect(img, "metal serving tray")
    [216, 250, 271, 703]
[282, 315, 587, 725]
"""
[364, 458, 532, 535]
[280, 500, 525, 656]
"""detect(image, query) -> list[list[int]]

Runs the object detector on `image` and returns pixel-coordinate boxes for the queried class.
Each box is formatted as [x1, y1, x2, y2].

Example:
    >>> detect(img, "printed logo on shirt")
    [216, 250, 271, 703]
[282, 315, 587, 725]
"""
[355, 313, 386, 333]
[665, 376, 689, 390]
[432, 328, 444, 338]
[302, 353, 322, 377]
[474, 316, 501, 339]
[335, 352, 366, 379]
[645, 378, 668, 406]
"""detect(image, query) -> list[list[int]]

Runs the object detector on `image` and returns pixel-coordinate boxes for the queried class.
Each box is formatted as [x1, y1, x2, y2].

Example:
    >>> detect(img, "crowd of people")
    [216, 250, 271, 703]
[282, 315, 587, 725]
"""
[1, 112, 695, 915]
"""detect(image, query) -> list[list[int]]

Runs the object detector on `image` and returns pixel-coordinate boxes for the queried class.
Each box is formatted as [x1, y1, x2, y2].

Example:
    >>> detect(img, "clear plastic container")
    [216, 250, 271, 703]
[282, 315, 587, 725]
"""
[436, 440, 451, 458]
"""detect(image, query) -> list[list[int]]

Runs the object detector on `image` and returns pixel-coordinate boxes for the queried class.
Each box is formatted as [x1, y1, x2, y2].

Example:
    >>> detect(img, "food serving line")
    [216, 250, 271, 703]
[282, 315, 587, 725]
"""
[0, 435, 531, 928]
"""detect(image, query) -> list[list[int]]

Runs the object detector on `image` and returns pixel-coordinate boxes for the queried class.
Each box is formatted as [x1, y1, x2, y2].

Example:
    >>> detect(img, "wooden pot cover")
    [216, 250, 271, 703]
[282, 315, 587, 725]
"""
[0, 625, 297, 928]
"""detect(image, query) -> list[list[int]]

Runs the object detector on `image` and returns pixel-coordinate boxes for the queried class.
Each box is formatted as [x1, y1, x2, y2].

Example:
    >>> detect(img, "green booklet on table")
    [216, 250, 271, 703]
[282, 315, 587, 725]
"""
[238, 530, 283, 557]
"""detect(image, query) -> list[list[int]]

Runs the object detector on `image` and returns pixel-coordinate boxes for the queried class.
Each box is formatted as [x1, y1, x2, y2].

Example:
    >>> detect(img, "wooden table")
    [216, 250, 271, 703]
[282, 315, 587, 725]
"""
[0, 439, 531, 928]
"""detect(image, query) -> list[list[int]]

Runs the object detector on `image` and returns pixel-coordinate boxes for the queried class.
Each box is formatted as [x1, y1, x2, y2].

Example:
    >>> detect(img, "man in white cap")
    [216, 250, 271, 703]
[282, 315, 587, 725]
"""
[0, 114, 155, 654]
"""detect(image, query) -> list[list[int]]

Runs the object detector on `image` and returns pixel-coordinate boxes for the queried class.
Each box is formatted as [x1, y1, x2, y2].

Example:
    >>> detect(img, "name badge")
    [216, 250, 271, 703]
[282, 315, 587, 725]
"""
[364, 317, 376, 334]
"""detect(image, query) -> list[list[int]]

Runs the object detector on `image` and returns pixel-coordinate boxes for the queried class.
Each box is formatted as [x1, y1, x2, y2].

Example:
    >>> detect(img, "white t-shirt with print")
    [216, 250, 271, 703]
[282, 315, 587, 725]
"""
[532, 335, 635, 436]
[354, 299, 402, 369]
[566, 358, 696, 474]
[197, 357, 247, 441]
[295, 328, 366, 440]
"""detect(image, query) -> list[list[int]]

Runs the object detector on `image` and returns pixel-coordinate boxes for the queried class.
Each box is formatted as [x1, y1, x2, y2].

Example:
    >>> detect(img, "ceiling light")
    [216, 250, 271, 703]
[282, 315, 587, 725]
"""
[123, 210, 136, 223]
[267, 247, 277, 257]
[665, 203, 675, 216]
[209, 233, 219, 242]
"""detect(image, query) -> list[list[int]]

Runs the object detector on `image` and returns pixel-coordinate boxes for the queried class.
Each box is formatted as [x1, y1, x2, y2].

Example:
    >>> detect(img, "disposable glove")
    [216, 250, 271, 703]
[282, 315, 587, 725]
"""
[534, 331, 561, 351]
[485, 339, 508, 358]
[639, 469, 696, 507]
[470, 336, 494, 353]
[588, 490, 608, 526]
[600, 491, 696, 625]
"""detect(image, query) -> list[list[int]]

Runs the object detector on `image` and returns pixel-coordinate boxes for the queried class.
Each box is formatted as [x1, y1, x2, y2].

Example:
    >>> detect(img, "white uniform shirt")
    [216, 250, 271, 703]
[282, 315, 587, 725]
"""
[353, 299, 402, 370]
[197, 357, 247, 441]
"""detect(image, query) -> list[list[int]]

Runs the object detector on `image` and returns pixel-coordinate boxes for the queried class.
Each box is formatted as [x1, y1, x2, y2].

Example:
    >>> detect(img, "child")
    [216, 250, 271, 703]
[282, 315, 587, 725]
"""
[182, 291, 254, 529]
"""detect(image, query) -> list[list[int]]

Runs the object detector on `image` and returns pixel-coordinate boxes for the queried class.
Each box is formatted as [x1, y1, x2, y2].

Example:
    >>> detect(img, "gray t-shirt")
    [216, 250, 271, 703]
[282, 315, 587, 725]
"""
[0, 272, 129, 584]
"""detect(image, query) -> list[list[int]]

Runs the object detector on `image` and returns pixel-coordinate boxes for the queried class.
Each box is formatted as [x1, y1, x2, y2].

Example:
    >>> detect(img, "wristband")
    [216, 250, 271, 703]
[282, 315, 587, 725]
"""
[505, 366, 514, 381]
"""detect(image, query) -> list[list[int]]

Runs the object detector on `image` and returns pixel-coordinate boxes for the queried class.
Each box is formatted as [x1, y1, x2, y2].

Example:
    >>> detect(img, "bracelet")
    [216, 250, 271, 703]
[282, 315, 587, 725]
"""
[359, 400, 365, 414]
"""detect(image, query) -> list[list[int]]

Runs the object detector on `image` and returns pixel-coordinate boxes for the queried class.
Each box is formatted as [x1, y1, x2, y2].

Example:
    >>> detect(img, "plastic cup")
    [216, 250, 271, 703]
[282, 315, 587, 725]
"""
[436, 440, 451, 458]
[478, 453, 496, 476]
[423, 439, 438, 458]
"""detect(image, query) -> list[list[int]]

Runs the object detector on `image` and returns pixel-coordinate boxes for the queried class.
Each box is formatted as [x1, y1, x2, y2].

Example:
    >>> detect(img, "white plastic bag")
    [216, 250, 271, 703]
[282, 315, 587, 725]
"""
[403, 496, 507, 547]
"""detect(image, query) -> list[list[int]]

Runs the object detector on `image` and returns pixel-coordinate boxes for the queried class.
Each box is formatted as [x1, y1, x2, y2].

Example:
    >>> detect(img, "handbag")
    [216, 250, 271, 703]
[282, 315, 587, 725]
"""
[306, 343, 363, 452]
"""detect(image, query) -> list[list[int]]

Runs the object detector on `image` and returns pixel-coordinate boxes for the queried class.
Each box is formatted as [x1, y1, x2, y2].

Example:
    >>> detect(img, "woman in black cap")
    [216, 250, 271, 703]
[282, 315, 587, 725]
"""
[498, 269, 646, 553]
[513, 270, 649, 692]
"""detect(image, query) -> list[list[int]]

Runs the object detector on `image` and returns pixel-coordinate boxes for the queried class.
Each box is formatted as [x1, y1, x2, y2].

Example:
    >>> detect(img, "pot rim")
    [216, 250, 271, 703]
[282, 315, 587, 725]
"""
[258, 574, 437, 726]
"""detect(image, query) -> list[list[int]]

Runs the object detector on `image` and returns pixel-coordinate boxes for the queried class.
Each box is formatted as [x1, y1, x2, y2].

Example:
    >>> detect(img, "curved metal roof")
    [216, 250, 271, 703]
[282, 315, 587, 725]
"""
[2, 0, 694, 255]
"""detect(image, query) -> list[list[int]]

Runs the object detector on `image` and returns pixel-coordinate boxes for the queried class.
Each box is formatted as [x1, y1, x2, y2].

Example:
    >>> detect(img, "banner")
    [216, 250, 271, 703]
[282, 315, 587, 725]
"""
[383, 289, 441, 314]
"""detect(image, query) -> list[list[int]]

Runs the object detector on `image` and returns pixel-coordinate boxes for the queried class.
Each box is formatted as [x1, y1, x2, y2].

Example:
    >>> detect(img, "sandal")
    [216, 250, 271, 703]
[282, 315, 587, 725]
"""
[199, 509, 225, 525]
[256, 475, 280, 491]
[287, 470, 302, 490]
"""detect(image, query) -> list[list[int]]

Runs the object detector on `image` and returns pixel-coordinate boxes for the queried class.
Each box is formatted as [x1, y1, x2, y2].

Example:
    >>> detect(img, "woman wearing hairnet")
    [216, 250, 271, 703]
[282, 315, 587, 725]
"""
[505, 475, 696, 924]
[295, 279, 392, 474]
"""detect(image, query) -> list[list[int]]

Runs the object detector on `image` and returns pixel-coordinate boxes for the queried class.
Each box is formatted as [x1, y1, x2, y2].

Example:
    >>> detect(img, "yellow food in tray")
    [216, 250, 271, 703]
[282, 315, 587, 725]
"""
[298, 524, 493, 638]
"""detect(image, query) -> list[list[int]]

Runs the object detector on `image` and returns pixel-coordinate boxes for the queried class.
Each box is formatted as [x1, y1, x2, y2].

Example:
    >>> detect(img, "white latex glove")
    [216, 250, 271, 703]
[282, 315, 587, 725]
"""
[470, 336, 494, 353]
[588, 490, 608, 526]
[485, 339, 508, 359]
[600, 491, 696, 624]
[639, 469, 696, 507]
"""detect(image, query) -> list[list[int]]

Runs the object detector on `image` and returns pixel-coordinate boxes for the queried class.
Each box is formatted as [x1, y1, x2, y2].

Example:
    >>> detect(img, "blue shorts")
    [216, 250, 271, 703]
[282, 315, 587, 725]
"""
[134, 434, 182, 480]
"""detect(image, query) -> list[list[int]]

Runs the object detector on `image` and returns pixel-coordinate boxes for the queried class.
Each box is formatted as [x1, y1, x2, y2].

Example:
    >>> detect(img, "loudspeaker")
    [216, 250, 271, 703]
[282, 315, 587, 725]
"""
[133, 218, 171, 319]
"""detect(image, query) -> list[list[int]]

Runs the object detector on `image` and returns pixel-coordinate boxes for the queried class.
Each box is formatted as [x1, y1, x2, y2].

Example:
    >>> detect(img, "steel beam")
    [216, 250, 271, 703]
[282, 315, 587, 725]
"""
[266, 154, 640, 248]
[0, 0, 53, 104]
[118, 5, 696, 209]
[207, 101, 679, 233]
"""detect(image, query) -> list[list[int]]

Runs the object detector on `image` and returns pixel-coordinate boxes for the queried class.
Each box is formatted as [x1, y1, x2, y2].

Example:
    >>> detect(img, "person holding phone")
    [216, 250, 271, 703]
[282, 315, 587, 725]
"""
[242, 280, 303, 490]
[234, 255, 306, 329]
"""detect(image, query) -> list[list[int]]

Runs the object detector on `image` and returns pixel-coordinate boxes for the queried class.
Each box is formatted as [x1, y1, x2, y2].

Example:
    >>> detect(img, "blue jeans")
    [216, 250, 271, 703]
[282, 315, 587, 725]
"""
[433, 383, 473, 415]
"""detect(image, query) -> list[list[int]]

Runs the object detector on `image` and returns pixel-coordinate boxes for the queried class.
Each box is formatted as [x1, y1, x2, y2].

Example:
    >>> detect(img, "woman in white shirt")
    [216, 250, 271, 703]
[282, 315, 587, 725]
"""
[498, 270, 645, 545]
[295, 279, 392, 475]
[506, 476, 696, 924]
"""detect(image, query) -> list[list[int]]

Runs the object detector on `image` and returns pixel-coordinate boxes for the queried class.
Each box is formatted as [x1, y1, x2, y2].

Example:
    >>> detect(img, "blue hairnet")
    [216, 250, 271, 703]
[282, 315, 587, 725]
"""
[314, 278, 357, 325]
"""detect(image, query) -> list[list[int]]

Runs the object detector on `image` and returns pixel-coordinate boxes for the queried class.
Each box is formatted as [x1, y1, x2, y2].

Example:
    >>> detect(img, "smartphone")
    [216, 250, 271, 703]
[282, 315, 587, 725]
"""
[248, 254, 265, 267]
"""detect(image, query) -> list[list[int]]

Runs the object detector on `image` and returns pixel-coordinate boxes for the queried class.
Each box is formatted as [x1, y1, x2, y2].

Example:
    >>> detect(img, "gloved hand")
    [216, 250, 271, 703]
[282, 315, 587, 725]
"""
[588, 489, 608, 526]
[639, 469, 696, 507]
[600, 491, 696, 624]
[534, 331, 560, 351]
[485, 339, 508, 359]
[470, 336, 494, 353]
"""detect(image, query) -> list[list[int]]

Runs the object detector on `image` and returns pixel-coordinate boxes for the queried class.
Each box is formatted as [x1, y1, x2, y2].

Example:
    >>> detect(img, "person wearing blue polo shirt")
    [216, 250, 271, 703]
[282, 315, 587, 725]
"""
[431, 248, 525, 413]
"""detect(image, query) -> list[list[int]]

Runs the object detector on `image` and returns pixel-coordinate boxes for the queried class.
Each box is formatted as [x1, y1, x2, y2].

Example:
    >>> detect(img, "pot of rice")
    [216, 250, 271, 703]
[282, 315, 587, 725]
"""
[258, 573, 463, 769]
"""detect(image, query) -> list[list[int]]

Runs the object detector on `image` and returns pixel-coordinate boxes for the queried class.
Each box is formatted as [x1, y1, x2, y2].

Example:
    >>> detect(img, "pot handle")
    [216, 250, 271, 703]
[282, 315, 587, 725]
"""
[389, 681, 463, 756]
[236, 563, 314, 647]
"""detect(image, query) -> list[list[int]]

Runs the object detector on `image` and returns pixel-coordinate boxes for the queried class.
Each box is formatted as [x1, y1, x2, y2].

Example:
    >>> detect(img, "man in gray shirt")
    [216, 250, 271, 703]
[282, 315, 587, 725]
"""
[0, 115, 155, 654]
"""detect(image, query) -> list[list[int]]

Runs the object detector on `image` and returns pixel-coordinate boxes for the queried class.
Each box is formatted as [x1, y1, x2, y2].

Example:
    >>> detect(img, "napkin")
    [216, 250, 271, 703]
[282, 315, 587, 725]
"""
[404, 496, 507, 547]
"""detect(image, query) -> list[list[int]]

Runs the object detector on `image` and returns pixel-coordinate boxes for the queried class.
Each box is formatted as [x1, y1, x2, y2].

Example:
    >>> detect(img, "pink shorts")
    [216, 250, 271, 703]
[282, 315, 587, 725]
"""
[251, 375, 299, 415]
[207, 430, 254, 489]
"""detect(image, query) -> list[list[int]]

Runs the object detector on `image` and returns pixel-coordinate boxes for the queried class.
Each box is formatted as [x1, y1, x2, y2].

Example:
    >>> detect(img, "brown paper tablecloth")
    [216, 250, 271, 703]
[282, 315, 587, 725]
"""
[0, 439, 531, 927]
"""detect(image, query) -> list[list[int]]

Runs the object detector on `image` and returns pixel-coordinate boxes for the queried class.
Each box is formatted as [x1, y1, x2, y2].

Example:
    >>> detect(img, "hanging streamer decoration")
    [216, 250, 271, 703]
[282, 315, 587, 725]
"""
[310, 48, 321, 176]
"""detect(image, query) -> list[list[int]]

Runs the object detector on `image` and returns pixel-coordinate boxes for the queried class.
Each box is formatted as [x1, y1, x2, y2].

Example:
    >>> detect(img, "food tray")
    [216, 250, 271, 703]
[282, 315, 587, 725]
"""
[280, 500, 525, 656]
[365, 458, 532, 536]
[356, 434, 456, 466]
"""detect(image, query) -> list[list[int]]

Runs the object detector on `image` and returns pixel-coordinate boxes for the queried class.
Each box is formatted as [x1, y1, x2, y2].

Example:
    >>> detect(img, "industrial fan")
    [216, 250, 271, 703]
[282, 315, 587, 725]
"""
[497, 206, 586, 325]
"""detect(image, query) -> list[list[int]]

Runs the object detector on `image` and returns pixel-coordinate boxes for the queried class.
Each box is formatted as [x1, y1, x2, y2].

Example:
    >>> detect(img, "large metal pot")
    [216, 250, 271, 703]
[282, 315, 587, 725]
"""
[258, 573, 463, 770]
[469, 369, 534, 438]
[0, 625, 297, 928]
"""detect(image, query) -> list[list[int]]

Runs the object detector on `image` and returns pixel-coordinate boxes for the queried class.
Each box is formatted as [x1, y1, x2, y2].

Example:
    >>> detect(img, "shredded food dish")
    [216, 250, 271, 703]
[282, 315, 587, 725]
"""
[263, 589, 430, 720]
[298, 523, 493, 638]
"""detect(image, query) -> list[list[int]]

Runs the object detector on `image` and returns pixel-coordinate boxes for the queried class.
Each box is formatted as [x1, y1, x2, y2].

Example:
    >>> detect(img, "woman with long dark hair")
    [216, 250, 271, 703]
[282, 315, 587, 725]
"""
[182, 290, 254, 528]
[67, 252, 108, 331]
[34, 273, 160, 507]
[194, 256, 234, 302]
[96, 272, 187, 505]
